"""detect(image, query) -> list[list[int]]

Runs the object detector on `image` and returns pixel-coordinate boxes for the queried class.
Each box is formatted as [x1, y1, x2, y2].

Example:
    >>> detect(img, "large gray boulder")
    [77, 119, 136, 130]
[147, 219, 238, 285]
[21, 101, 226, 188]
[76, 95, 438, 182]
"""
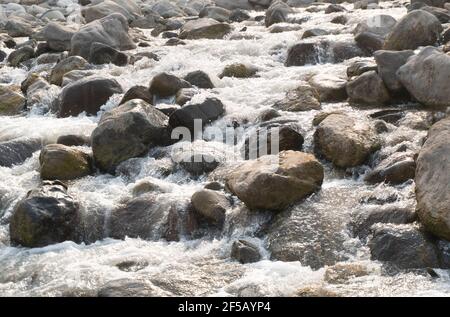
[179, 18, 232, 39]
[91, 99, 170, 173]
[397, 47, 450, 108]
[415, 117, 450, 241]
[314, 114, 380, 168]
[70, 13, 136, 59]
[383, 10, 443, 51]
[33, 22, 76, 52]
[346, 71, 391, 105]
[265, 1, 294, 27]
[374, 50, 415, 94]
[0, 137, 42, 168]
[226, 151, 324, 211]
[82, 0, 142, 23]
[49, 56, 88, 86]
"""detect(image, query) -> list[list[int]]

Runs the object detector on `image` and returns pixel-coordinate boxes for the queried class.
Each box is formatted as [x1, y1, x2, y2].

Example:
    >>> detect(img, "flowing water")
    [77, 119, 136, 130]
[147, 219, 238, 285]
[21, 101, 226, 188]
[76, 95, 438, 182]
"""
[1, 1, 450, 296]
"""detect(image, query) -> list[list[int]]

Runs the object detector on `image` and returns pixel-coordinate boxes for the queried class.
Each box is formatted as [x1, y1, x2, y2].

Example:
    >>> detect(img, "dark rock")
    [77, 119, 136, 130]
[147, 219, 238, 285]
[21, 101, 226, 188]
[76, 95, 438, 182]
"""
[7, 46, 35, 67]
[346, 71, 391, 105]
[191, 189, 230, 226]
[355, 32, 384, 54]
[57, 135, 90, 147]
[88, 42, 129, 66]
[0, 138, 42, 168]
[149, 72, 192, 98]
[184, 70, 214, 89]
[374, 50, 415, 95]
[120, 86, 153, 105]
[273, 84, 321, 111]
[231, 240, 261, 264]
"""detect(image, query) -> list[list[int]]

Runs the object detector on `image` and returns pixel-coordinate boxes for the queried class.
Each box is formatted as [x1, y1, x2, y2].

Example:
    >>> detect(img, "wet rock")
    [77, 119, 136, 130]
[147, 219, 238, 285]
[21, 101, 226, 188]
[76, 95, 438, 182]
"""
[346, 71, 390, 105]
[0, 137, 42, 168]
[383, 10, 442, 51]
[88, 42, 128, 66]
[199, 6, 231, 22]
[231, 240, 261, 264]
[71, 13, 136, 59]
[285, 42, 317, 66]
[257, 108, 281, 122]
[368, 223, 442, 269]
[171, 141, 223, 176]
[219, 63, 257, 79]
[191, 189, 230, 226]
[397, 47, 450, 108]
[229, 9, 250, 22]
[33, 22, 76, 52]
[324, 263, 370, 284]
[179, 18, 232, 40]
[119, 85, 153, 105]
[330, 15, 347, 25]
[5, 15, 39, 37]
[149, 72, 192, 98]
[39, 144, 93, 181]
[0, 85, 26, 116]
[10, 181, 81, 248]
[354, 31, 384, 54]
[273, 84, 321, 111]
[0, 34, 16, 49]
[351, 206, 417, 238]
[346, 60, 378, 78]
[302, 28, 329, 39]
[55, 77, 123, 117]
[7, 46, 35, 67]
[353, 15, 397, 37]
[416, 117, 450, 241]
[57, 135, 90, 147]
[325, 4, 346, 14]
[49, 56, 88, 86]
[82, 0, 142, 23]
[151, 1, 184, 18]
[132, 180, 167, 197]
[169, 97, 225, 133]
[265, 1, 294, 27]
[374, 50, 414, 94]
[420, 5, 450, 23]
[184, 70, 214, 89]
[204, 181, 224, 191]
[365, 152, 416, 185]
[91, 99, 169, 173]
[314, 114, 380, 168]
[175, 88, 198, 106]
[369, 109, 405, 124]
[308, 74, 347, 102]
[226, 151, 324, 211]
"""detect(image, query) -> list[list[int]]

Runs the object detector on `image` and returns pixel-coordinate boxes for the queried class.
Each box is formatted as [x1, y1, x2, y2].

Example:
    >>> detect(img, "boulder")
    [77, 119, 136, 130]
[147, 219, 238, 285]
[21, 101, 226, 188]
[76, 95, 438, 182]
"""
[81, 0, 142, 23]
[314, 114, 380, 168]
[39, 144, 93, 181]
[415, 117, 450, 241]
[55, 77, 123, 117]
[88, 42, 129, 66]
[274, 84, 321, 112]
[5, 15, 39, 37]
[302, 28, 329, 39]
[397, 47, 450, 108]
[151, 1, 184, 18]
[420, 5, 450, 23]
[0, 85, 26, 116]
[309, 74, 347, 102]
[184, 70, 214, 89]
[179, 18, 232, 39]
[347, 60, 378, 78]
[226, 151, 324, 211]
[191, 189, 230, 226]
[169, 97, 225, 133]
[229, 9, 250, 22]
[10, 181, 81, 248]
[353, 15, 397, 37]
[199, 6, 231, 22]
[120, 85, 153, 105]
[70, 13, 136, 59]
[91, 99, 169, 173]
[219, 63, 257, 79]
[149, 72, 191, 98]
[7, 46, 35, 67]
[364, 152, 416, 184]
[49, 56, 88, 86]
[265, 1, 294, 27]
[0, 137, 42, 168]
[231, 240, 261, 264]
[383, 10, 443, 51]
[374, 50, 414, 94]
[33, 22, 76, 52]
[175, 88, 198, 106]
[354, 32, 384, 54]
[346, 71, 391, 105]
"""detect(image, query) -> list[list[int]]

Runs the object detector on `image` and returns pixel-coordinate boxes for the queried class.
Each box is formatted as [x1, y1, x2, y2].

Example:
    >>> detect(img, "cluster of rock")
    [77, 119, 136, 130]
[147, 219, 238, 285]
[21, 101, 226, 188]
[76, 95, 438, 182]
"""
[1, 0, 450, 275]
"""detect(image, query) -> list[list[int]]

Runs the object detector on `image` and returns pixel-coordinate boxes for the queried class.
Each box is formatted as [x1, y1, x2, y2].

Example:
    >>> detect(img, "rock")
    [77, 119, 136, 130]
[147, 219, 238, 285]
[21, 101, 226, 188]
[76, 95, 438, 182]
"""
[91, 99, 169, 173]
[302, 28, 329, 39]
[314, 114, 380, 168]
[215, 0, 254, 10]
[365, 152, 416, 185]
[383, 10, 442, 51]
[10, 181, 81, 248]
[309, 74, 347, 102]
[204, 181, 224, 191]
[265, 1, 294, 27]
[57, 135, 90, 147]
[184, 70, 214, 89]
[410, 0, 448, 7]
[98, 279, 165, 297]
[226, 151, 324, 211]
[149, 72, 191, 98]
[325, 4, 346, 14]
[420, 5, 450, 23]
[368, 224, 442, 269]
[373, 50, 414, 94]
[39, 144, 93, 181]
[353, 15, 397, 37]
[0, 34, 16, 49]
[219, 63, 257, 79]
[120, 86, 153, 105]
[55, 77, 123, 117]
[347, 60, 378, 77]
[415, 117, 450, 241]
[179, 18, 232, 40]
[273, 84, 321, 112]
[151, 1, 184, 18]
[0, 137, 42, 168]
[231, 240, 261, 264]
[88, 42, 128, 66]
[7, 46, 35, 67]
[82, 0, 142, 23]
[199, 6, 231, 22]
[346, 71, 390, 105]
[33, 22, 75, 52]
[229, 9, 250, 22]
[61, 70, 96, 87]
[191, 189, 230, 226]
[351, 206, 417, 239]
[169, 97, 225, 133]
[71, 13, 136, 59]
[257, 108, 281, 122]
[49, 56, 88, 86]
[354, 31, 384, 54]
[0, 85, 26, 116]
[331, 15, 347, 25]
[397, 47, 450, 108]
[5, 15, 39, 37]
